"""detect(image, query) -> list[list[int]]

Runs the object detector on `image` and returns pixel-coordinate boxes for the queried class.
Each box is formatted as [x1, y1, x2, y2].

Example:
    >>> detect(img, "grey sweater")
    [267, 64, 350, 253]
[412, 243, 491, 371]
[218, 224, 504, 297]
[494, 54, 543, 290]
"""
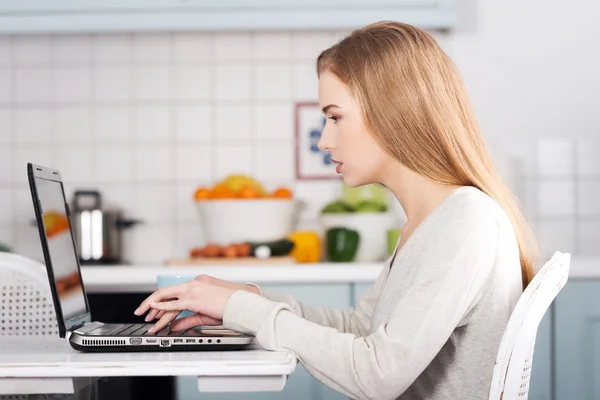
[223, 186, 523, 400]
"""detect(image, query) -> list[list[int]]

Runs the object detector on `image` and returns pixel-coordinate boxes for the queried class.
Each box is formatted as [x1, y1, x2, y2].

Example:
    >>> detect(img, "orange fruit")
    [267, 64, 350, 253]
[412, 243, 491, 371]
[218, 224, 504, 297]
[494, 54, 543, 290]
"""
[212, 183, 237, 199]
[194, 187, 212, 201]
[272, 187, 293, 199]
[239, 185, 262, 199]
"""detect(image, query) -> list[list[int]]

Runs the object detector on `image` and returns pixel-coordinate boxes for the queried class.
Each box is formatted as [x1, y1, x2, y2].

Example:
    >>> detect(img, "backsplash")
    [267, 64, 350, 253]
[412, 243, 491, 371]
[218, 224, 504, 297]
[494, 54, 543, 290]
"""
[0, 30, 599, 263]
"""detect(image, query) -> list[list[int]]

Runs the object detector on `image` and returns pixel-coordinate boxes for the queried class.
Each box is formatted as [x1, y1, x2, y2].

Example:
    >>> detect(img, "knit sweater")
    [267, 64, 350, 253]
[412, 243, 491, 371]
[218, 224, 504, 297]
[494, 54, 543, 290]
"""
[223, 186, 523, 400]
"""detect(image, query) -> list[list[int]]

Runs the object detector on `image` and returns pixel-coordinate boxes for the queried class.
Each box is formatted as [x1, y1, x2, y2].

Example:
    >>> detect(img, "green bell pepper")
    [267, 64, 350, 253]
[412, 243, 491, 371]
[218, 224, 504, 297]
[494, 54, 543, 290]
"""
[326, 227, 360, 262]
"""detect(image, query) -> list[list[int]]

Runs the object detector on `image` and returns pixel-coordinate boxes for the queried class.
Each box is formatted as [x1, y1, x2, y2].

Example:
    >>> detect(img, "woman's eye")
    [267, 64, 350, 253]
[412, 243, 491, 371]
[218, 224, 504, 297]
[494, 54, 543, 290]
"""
[327, 116, 339, 123]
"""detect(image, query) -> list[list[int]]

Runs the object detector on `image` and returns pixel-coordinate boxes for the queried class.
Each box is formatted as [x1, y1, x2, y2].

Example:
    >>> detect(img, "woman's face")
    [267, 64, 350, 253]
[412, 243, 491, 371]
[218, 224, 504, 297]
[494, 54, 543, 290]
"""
[317, 71, 389, 187]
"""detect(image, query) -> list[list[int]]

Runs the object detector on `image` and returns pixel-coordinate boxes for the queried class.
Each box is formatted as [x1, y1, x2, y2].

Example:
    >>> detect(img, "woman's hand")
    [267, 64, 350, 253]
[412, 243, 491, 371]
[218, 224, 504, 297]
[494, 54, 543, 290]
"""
[134, 275, 259, 334]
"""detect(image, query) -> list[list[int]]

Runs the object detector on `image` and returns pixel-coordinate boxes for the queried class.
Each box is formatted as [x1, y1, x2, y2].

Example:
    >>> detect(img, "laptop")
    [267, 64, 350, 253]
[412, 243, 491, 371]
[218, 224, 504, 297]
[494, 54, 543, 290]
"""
[27, 162, 254, 352]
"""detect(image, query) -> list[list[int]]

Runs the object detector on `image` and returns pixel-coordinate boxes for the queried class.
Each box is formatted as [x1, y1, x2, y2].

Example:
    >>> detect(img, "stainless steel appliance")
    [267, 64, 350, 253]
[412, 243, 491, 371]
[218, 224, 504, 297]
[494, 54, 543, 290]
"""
[70, 190, 141, 265]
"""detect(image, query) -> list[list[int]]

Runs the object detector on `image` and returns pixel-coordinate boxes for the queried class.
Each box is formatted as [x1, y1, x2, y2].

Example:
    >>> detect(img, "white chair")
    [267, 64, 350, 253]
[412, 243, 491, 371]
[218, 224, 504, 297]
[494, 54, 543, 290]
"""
[488, 251, 571, 400]
[0, 252, 96, 400]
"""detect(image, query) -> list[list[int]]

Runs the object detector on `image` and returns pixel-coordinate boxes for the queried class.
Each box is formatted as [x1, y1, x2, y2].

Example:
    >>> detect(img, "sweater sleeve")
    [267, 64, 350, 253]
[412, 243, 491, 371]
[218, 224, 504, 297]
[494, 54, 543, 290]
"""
[253, 264, 388, 336]
[223, 205, 500, 400]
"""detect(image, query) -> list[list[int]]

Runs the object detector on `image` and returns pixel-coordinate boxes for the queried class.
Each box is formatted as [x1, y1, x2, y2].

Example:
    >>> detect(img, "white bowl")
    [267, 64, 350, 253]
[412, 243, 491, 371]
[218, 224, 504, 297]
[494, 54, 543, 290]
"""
[196, 199, 299, 244]
[320, 212, 398, 262]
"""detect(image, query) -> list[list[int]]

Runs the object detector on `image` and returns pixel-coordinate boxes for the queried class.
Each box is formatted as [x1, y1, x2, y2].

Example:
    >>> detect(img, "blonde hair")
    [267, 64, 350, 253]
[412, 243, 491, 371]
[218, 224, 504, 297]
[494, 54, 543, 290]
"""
[317, 21, 539, 289]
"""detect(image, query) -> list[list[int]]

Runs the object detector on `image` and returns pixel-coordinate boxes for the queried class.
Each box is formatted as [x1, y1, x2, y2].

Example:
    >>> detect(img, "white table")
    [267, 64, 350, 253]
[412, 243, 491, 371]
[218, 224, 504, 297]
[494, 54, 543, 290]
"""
[0, 339, 297, 396]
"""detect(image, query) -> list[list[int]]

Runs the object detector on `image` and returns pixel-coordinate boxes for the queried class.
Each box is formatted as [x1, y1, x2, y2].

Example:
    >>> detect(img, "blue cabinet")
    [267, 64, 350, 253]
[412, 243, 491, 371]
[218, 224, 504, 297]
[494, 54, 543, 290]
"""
[554, 280, 600, 400]
[175, 283, 352, 400]
[529, 307, 552, 400]
[0, 0, 456, 34]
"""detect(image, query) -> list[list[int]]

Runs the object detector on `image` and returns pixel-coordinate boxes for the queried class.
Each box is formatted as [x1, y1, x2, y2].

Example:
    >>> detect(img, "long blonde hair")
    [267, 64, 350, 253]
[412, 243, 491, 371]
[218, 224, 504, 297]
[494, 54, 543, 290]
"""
[317, 21, 539, 289]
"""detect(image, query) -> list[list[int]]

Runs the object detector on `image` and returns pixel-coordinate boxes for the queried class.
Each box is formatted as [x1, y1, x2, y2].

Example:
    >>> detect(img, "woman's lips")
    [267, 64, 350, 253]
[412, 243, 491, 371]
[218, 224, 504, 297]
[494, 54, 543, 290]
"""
[332, 159, 343, 173]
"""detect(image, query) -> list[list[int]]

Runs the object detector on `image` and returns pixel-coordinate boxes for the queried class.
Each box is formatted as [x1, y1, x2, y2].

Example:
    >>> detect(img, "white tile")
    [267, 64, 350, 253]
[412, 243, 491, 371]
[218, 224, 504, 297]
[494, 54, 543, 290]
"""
[134, 146, 172, 182]
[175, 183, 204, 222]
[92, 34, 132, 64]
[0, 108, 10, 143]
[54, 68, 92, 103]
[13, 223, 44, 262]
[13, 186, 35, 225]
[215, 105, 251, 141]
[53, 35, 92, 66]
[175, 105, 211, 142]
[126, 224, 174, 264]
[55, 106, 92, 143]
[95, 106, 132, 143]
[253, 32, 292, 61]
[95, 147, 132, 182]
[0, 148, 10, 183]
[294, 180, 343, 221]
[13, 109, 53, 144]
[292, 32, 335, 61]
[576, 140, 600, 176]
[0, 37, 10, 66]
[14, 69, 52, 104]
[578, 182, 600, 216]
[173, 223, 206, 257]
[173, 33, 213, 64]
[536, 138, 573, 176]
[255, 65, 292, 100]
[94, 67, 132, 101]
[255, 144, 295, 181]
[214, 33, 251, 62]
[54, 147, 94, 183]
[292, 62, 319, 101]
[12, 36, 51, 66]
[0, 187, 12, 224]
[536, 220, 576, 256]
[134, 105, 170, 142]
[133, 33, 171, 64]
[93, 183, 134, 214]
[0, 68, 10, 103]
[0, 226, 12, 249]
[173, 66, 212, 100]
[215, 66, 251, 101]
[536, 180, 576, 217]
[255, 103, 294, 141]
[577, 221, 600, 256]
[12, 147, 54, 183]
[132, 184, 174, 223]
[214, 146, 253, 180]
[133, 66, 171, 101]
[175, 145, 212, 181]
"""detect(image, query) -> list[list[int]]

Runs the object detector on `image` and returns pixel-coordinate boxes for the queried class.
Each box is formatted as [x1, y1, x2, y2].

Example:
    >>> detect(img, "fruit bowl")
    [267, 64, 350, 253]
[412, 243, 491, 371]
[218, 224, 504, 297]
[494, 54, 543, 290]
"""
[196, 199, 299, 244]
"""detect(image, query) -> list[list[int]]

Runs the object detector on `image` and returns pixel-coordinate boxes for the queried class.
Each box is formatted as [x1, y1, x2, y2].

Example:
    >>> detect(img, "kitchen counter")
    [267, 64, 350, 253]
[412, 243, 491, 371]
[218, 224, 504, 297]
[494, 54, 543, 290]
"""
[81, 257, 600, 293]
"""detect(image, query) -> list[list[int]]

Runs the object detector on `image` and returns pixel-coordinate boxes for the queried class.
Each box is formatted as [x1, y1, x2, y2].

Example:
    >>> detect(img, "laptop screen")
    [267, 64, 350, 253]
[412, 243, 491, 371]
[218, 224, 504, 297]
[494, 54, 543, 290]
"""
[35, 176, 88, 322]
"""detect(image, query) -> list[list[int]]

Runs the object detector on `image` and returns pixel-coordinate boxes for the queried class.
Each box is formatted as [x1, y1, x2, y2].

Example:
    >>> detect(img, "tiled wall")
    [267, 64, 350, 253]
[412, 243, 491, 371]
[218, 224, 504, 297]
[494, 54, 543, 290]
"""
[0, 18, 599, 264]
[0, 31, 355, 263]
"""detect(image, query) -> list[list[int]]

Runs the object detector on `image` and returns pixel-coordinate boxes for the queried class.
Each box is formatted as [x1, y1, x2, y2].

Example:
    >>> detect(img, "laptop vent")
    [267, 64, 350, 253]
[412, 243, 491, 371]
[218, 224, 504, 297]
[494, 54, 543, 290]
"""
[83, 339, 127, 346]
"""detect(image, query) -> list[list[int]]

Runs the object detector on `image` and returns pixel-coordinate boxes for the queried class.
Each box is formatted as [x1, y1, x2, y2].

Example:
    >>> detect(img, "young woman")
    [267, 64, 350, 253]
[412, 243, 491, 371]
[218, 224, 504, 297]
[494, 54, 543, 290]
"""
[135, 21, 539, 399]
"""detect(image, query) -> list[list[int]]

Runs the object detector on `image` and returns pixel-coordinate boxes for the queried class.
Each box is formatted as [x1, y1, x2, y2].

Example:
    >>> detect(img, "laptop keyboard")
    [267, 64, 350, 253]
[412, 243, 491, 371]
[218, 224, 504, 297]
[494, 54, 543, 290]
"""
[86, 323, 188, 337]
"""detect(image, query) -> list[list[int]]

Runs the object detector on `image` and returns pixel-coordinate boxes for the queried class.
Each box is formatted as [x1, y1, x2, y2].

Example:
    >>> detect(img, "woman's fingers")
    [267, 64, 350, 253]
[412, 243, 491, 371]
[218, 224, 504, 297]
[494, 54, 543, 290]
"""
[155, 310, 166, 320]
[134, 284, 190, 316]
[145, 300, 175, 321]
[170, 314, 222, 332]
[149, 299, 188, 312]
[148, 310, 180, 334]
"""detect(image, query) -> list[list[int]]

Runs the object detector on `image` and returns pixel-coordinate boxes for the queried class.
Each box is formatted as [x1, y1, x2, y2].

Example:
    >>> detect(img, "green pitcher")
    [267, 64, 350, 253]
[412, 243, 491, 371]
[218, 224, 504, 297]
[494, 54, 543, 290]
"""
[326, 227, 360, 262]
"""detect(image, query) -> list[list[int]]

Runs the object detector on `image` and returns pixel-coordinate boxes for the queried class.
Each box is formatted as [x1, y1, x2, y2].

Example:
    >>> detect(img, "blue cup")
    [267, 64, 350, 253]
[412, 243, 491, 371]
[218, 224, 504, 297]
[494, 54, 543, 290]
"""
[156, 274, 196, 319]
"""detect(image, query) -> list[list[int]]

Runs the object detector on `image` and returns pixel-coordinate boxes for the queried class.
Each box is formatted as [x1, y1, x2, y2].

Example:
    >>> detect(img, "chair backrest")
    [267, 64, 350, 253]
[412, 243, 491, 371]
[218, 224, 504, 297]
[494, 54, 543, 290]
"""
[0, 252, 58, 337]
[488, 251, 571, 400]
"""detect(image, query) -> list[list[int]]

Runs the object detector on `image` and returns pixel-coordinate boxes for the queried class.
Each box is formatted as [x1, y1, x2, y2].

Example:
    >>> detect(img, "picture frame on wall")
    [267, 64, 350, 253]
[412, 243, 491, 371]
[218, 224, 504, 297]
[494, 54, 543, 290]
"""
[294, 101, 341, 180]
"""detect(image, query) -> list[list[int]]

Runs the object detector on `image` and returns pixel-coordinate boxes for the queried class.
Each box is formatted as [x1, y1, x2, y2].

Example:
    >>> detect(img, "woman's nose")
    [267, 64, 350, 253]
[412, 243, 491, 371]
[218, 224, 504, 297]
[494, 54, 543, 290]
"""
[317, 125, 333, 152]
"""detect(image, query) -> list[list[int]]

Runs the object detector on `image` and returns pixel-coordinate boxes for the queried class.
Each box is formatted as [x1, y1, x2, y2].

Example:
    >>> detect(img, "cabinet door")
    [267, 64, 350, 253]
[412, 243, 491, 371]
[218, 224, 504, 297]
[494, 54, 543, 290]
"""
[528, 306, 552, 400]
[175, 284, 352, 400]
[555, 280, 600, 400]
[0, 0, 455, 33]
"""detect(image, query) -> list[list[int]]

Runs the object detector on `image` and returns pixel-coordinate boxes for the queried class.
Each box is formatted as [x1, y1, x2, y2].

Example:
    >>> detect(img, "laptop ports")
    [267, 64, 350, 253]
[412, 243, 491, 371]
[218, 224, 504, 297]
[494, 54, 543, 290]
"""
[160, 339, 171, 347]
[173, 339, 183, 344]
[129, 338, 142, 345]
[145, 339, 157, 344]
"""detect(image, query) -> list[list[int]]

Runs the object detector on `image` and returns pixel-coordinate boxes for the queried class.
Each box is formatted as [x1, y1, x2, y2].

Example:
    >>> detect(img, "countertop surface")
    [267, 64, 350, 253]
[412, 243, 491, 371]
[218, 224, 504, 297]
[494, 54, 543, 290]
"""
[81, 256, 600, 293]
